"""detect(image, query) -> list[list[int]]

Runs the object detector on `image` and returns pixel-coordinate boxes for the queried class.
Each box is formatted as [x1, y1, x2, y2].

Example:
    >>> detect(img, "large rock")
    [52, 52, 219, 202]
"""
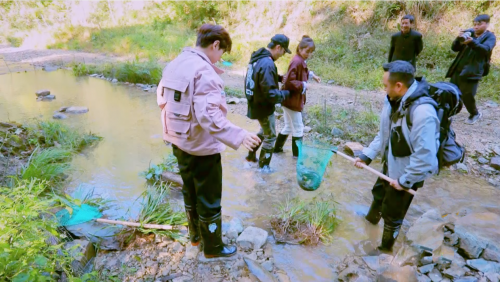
[406, 209, 445, 253]
[442, 264, 466, 279]
[466, 258, 500, 273]
[394, 244, 420, 267]
[344, 142, 364, 157]
[36, 89, 50, 97]
[53, 113, 68, 119]
[243, 258, 277, 282]
[454, 277, 478, 282]
[226, 97, 240, 104]
[64, 106, 89, 114]
[303, 126, 312, 133]
[427, 268, 442, 282]
[455, 213, 500, 261]
[237, 227, 268, 251]
[331, 127, 344, 137]
[418, 264, 435, 274]
[63, 239, 96, 275]
[490, 157, 500, 170]
[378, 265, 418, 282]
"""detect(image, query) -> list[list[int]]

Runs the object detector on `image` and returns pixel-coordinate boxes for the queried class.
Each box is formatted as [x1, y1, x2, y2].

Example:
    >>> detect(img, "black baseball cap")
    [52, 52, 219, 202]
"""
[270, 34, 291, 54]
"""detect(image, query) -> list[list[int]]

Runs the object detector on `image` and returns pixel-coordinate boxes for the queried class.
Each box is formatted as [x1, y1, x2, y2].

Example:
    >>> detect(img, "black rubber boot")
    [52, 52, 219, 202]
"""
[365, 202, 382, 225]
[246, 134, 264, 162]
[185, 205, 201, 246]
[377, 222, 400, 253]
[274, 133, 288, 153]
[258, 148, 273, 169]
[292, 136, 302, 158]
[199, 212, 237, 258]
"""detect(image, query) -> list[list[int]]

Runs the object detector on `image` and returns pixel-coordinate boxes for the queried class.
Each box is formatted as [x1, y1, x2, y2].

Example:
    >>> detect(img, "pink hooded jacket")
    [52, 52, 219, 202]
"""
[157, 47, 247, 156]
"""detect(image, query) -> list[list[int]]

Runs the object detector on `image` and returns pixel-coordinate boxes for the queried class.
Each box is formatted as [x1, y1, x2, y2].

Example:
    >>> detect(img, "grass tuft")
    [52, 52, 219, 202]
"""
[141, 153, 179, 183]
[270, 196, 338, 245]
[137, 183, 187, 241]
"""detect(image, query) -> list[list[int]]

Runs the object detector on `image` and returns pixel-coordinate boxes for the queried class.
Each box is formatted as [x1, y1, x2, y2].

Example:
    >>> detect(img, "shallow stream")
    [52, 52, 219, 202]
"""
[1, 70, 499, 281]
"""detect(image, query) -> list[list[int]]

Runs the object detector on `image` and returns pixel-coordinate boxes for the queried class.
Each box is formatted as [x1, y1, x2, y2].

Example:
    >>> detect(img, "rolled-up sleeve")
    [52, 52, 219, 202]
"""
[193, 69, 247, 150]
[398, 104, 439, 188]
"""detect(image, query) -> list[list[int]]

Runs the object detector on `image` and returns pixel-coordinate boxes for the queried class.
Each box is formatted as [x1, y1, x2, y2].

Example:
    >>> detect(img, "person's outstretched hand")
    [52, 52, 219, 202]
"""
[353, 157, 366, 169]
[243, 133, 261, 151]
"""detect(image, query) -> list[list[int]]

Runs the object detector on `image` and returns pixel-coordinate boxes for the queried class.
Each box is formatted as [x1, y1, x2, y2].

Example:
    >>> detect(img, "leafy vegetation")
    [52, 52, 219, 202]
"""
[224, 86, 245, 98]
[270, 196, 338, 245]
[0, 121, 102, 280]
[72, 60, 162, 84]
[141, 153, 179, 183]
[0, 180, 80, 281]
[306, 102, 379, 144]
[137, 184, 187, 241]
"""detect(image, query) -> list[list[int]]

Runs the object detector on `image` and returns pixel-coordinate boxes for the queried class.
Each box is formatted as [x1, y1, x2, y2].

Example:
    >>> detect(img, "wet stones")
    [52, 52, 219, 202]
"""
[490, 157, 500, 170]
[237, 226, 268, 251]
[406, 209, 445, 253]
[36, 89, 50, 97]
[63, 106, 89, 114]
[331, 127, 344, 138]
[63, 239, 96, 275]
[53, 113, 68, 119]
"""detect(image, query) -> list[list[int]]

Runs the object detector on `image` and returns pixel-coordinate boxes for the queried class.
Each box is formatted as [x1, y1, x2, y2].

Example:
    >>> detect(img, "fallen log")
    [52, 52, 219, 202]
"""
[161, 171, 183, 187]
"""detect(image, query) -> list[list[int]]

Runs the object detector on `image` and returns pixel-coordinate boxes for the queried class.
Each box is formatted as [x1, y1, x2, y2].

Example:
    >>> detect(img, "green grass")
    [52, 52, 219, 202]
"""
[141, 153, 179, 183]
[20, 147, 72, 184]
[0, 180, 81, 280]
[270, 196, 338, 245]
[72, 60, 162, 84]
[138, 184, 187, 241]
[28, 121, 101, 151]
[224, 86, 245, 98]
[306, 103, 379, 144]
[51, 24, 195, 62]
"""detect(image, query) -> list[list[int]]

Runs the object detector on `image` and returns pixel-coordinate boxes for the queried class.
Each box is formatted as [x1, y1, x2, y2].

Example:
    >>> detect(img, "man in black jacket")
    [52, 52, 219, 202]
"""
[388, 15, 423, 69]
[244, 34, 291, 168]
[446, 14, 496, 125]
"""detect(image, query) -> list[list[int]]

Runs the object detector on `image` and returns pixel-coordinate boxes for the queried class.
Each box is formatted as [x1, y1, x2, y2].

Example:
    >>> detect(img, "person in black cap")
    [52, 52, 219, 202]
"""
[244, 34, 291, 169]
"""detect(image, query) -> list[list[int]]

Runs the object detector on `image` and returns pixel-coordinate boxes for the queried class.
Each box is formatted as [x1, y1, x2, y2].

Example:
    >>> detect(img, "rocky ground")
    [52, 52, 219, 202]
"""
[91, 217, 290, 282]
[335, 209, 500, 282]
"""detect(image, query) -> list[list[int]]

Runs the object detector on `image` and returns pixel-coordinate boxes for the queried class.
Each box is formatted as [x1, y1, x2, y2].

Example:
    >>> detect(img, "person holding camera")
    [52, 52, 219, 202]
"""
[446, 14, 496, 125]
[388, 15, 423, 69]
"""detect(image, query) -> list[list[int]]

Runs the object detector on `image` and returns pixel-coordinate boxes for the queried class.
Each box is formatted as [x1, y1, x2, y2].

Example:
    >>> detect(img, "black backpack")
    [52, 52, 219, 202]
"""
[404, 81, 465, 169]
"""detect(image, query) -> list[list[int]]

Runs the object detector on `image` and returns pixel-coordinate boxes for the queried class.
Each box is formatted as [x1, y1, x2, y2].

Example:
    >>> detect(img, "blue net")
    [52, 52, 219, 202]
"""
[56, 203, 102, 226]
[296, 140, 334, 191]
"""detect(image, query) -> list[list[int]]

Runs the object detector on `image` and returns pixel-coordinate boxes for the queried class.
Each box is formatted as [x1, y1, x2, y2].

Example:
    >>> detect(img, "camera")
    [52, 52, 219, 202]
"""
[458, 31, 472, 42]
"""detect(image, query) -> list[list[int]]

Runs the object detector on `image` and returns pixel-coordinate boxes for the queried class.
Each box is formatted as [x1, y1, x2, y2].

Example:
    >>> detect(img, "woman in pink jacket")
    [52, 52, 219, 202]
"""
[157, 24, 260, 258]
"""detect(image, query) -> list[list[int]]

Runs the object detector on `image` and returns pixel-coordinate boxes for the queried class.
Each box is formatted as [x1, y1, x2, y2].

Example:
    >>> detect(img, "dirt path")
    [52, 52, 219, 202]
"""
[2, 45, 499, 185]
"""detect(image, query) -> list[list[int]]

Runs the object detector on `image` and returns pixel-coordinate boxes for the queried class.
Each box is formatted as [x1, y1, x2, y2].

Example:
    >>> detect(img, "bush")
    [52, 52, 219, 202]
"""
[0, 180, 77, 280]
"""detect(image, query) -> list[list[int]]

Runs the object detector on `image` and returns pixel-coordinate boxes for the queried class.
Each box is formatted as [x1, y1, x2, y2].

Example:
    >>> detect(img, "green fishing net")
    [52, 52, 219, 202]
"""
[296, 140, 334, 191]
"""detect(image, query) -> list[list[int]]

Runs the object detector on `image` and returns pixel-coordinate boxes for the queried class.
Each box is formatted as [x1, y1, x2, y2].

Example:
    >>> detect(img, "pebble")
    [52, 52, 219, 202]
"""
[478, 157, 489, 164]
[456, 163, 469, 173]
[303, 126, 312, 133]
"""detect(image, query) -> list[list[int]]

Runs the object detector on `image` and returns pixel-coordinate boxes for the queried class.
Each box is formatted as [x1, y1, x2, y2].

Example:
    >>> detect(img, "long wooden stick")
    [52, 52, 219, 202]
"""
[335, 150, 416, 196]
[96, 218, 174, 230]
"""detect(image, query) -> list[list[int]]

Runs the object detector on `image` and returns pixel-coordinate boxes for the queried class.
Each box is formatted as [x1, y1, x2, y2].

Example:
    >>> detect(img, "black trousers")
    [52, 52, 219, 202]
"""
[370, 165, 423, 228]
[451, 73, 479, 116]
[172, 145, 222, 218]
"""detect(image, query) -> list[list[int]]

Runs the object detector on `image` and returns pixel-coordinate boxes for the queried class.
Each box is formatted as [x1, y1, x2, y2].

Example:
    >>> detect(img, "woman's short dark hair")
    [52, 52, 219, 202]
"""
[474, 14, 490, 24]
[296, 35, 315, 53]
[196, 24, 232, 53]
[402, 15, 415, 24]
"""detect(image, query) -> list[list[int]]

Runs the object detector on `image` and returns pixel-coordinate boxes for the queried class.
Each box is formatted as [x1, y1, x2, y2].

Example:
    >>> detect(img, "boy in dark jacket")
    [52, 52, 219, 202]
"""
[446, 14, 496, 125]
[388, 15, 423, 69]
[244, 34, 291, 168]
